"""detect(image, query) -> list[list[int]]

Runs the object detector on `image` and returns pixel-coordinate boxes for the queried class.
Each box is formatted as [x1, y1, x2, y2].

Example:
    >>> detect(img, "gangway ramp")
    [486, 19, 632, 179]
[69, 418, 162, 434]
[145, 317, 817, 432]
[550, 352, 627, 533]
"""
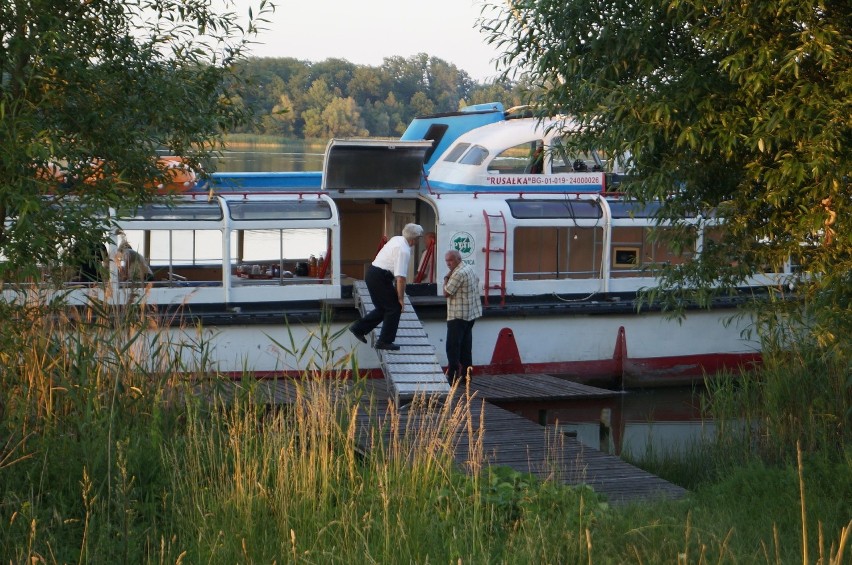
[352, 281, 450, 404]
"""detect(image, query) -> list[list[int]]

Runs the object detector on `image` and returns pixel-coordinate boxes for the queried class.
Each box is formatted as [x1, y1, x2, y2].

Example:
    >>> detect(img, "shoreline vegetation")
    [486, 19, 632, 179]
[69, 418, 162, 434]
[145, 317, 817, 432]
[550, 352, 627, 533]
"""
[0, 295, 849, 562]
[222, 134, 329, 150]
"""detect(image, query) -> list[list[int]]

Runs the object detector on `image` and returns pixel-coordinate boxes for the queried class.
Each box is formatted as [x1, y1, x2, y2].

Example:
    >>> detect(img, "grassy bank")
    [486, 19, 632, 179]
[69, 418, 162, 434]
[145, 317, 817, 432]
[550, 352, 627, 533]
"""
[0, 297, 849, 563]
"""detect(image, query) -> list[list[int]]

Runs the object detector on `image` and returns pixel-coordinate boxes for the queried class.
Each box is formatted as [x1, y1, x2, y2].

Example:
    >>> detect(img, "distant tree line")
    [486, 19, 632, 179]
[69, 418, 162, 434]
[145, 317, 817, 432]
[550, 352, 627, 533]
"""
[228, 54, 530, 139]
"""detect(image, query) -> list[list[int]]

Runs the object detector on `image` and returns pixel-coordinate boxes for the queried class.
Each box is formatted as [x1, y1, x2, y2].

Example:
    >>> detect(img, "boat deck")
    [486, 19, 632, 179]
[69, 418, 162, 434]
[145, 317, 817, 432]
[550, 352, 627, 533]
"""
[199, 376, 687, 505]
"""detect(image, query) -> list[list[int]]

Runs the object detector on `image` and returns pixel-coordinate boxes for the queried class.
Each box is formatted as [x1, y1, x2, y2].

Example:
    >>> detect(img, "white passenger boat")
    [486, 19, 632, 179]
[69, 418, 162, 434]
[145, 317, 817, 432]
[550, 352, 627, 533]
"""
[13, 103, 782, 388]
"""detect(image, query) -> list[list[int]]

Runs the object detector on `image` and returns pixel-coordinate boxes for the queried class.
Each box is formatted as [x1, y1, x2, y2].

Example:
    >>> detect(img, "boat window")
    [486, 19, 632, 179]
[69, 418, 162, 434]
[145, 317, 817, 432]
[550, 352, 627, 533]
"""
[513, 226, 604, 280]
[610, 226, 696, 277]
[458, 145, 489, 166]
[609, 201, 669, 218]
[508, 199, 603, 219]
[117, 202, 223, 221]
[443, 143, 470, 163]
[489, 141, 540, 174]
[240, 228, 329, 263]
[235, 228, 331, 280]
[149, 229, 224, 266]
[227, 199, 332, 221]
[551, 138, 603, 173]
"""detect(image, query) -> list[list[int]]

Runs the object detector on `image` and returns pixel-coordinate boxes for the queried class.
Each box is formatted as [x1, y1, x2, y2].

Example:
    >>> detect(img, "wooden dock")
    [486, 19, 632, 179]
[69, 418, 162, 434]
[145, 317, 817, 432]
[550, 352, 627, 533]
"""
[203, 374, 688, 505]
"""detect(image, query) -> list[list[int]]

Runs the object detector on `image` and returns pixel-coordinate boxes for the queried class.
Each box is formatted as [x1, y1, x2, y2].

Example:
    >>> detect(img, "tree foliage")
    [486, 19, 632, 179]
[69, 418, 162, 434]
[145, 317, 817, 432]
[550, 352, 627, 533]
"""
[230, 54, 523, 138]
[0, 0, 273, 280]
[485, 0, 852, 349]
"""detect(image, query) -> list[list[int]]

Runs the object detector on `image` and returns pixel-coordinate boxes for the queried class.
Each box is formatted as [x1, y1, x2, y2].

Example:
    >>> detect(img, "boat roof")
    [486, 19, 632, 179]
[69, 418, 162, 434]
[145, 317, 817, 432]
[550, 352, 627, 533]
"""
[400, 102, 506, 172]
[435, 116, 569, 156]
[423, 117, 607, 193]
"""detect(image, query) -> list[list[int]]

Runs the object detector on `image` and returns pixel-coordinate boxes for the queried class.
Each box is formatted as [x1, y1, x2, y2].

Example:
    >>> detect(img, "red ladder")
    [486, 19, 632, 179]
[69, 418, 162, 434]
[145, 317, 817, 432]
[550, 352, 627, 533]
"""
[482, 210, 507, 306]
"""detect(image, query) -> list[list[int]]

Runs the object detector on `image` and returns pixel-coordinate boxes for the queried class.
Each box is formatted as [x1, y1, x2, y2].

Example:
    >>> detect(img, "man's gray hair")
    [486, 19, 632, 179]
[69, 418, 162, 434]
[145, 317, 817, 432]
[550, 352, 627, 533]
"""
[402, 223, 424, 239]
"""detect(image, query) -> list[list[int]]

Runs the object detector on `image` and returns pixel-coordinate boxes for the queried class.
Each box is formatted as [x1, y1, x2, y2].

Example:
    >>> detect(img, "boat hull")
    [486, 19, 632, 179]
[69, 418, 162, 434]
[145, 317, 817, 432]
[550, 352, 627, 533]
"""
[153, 298, 760, 389]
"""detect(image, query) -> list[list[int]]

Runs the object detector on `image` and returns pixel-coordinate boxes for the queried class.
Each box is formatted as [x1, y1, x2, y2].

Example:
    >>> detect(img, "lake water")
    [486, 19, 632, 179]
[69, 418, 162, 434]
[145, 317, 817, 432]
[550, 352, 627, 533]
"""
[555, 385, 718, 459]
[214, 142, 719, 459]
[214, 140, 325, 172]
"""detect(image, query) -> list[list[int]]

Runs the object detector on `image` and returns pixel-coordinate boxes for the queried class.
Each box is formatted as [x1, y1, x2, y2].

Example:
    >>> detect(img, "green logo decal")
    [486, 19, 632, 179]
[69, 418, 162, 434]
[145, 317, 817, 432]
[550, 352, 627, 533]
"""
[451, 232, 474, 258]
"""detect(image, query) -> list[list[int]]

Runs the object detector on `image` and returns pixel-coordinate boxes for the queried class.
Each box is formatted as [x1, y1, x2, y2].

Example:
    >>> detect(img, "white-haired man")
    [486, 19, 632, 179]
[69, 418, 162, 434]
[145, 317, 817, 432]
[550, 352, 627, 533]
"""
[350, 223, 423, 351]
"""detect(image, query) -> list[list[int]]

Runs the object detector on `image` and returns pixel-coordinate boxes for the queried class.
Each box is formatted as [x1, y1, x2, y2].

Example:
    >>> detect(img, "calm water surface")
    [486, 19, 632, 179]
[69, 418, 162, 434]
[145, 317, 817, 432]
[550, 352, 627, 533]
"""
[556, 385, 718, 458]
[214, 140, 324, 172]
[214, 142, 722, 458]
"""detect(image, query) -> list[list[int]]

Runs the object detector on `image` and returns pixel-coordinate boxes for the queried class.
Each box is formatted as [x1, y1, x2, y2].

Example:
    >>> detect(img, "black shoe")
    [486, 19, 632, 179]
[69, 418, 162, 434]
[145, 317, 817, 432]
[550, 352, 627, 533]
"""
[375, 341, 400, 351]
[349, 327, 367, 344]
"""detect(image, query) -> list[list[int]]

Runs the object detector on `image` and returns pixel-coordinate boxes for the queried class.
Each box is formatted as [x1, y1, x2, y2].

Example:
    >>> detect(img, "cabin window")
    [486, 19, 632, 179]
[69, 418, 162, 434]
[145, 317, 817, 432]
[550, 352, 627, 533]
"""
[513, 226, 603, 280]
[227, 200, 332, 221]
[644, 227, 695, 269]
[610, 227, 695, 276]
[234, 228, 331, 280]
[550, 138, 603, 173]
[489, 141, 541, 174]
[239, 228, 329, 263]
[608, 201, 699, 219]
[704, 225, 783, 273]
[443, 143, 470, 163]
[508, 199, 603, 219]
[612, 246, 640, 268]
[608, 201, 663, 219]
[121, 228, 225, 284]
[148, 229, 224, 266]
[117, 202, 223, 221]
[458, 145, 489, 166]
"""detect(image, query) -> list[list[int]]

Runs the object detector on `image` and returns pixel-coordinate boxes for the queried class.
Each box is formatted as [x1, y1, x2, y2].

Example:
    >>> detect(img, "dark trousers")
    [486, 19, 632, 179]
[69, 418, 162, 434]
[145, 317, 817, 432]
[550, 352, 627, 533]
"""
[446, 318, 475, 383]
[351, 265, 401, 343]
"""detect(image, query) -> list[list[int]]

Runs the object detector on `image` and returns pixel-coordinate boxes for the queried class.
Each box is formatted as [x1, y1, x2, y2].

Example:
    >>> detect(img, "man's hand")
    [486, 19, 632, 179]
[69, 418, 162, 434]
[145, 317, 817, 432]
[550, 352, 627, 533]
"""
[396, 276, 407, 312]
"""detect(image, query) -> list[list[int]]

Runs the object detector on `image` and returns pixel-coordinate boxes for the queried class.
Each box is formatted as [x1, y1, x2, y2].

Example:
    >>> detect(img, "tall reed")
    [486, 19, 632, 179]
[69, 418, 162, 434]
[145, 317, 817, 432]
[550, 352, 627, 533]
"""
[0, 286, 209, 562]
[1, 285, 848, 563]
[704, 336, 850, 465]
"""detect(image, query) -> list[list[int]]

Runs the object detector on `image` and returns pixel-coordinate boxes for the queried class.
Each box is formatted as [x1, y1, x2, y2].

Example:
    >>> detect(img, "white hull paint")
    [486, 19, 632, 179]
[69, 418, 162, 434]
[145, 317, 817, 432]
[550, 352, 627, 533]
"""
[155, 304, 759, 387]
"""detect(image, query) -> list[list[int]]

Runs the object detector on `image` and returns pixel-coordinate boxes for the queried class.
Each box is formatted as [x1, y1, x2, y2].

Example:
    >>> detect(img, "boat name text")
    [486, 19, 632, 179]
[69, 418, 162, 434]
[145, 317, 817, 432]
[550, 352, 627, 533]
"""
[486, 174, 602, 186]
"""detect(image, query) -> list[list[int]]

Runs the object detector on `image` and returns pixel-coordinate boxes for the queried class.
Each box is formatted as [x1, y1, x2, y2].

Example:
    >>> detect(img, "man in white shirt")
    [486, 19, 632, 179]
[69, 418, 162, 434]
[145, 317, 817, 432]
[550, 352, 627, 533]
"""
[350, 223, 423, 351]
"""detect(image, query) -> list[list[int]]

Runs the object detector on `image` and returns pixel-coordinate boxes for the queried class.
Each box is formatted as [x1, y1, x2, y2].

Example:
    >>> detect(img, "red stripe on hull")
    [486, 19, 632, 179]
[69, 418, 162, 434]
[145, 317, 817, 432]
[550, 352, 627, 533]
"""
[223, 352, 761, 389]
[480, 352, 761, 388]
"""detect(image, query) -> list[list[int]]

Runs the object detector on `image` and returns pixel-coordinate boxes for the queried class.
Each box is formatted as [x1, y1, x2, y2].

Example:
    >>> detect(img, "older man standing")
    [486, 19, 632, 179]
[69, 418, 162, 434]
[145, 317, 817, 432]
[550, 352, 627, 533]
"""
[443, 249, 482, 383]
[350, 223, 423, 351]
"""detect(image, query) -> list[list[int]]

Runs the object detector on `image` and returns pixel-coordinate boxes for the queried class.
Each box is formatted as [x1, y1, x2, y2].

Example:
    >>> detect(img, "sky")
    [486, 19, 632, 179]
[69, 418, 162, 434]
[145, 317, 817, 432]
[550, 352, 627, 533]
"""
[247, 0, 506, 82]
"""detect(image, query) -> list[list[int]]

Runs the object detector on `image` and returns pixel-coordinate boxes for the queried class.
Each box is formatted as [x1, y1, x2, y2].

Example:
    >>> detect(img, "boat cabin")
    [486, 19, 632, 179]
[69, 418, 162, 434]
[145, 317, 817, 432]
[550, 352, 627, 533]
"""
[4, 110, 786, 311]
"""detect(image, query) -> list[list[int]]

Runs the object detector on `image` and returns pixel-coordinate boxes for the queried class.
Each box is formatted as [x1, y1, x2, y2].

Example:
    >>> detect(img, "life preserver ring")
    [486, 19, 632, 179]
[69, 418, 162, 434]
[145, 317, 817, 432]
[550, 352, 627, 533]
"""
[153, 156, 198, 193]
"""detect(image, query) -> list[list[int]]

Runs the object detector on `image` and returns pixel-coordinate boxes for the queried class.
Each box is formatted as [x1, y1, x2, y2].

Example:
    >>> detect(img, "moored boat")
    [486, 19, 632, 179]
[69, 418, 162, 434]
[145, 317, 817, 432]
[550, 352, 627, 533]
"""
[6, 104, 782, 388]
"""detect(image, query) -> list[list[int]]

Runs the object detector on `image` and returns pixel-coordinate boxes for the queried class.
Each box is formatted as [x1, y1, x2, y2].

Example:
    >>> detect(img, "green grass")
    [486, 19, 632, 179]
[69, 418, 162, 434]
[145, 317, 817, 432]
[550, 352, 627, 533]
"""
[0, 296, 849, 563]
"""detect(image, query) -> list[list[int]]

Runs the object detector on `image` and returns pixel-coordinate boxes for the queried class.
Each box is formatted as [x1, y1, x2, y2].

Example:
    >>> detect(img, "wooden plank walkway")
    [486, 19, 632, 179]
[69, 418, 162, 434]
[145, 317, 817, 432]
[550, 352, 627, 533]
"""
[352, 281, 450, 404]
[357, 379, 686, 505]
[201, 376, 687, 505]
[467, 373, 618, 402]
